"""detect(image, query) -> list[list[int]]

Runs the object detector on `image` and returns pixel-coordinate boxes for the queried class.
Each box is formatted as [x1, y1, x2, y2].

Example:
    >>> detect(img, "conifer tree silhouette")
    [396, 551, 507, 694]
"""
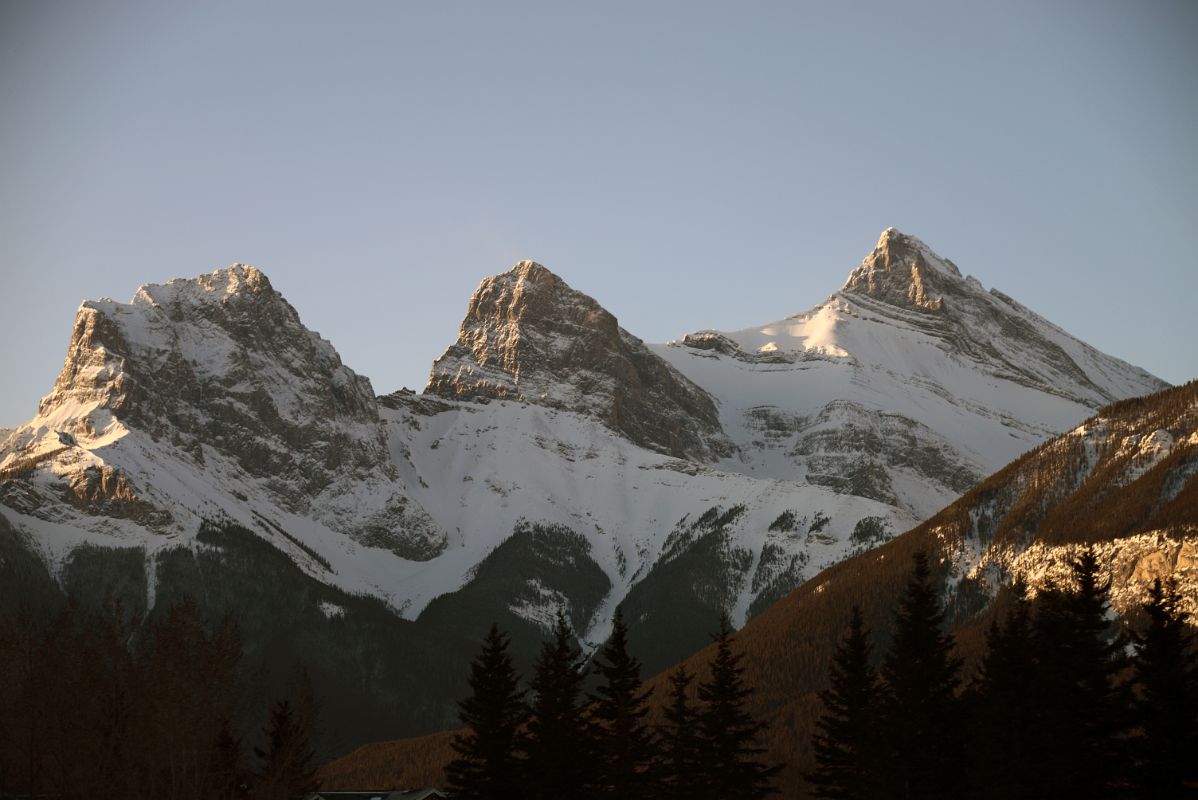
[253, 674, 318, 800]
[525, 612, 594, 799]
[658, 665, 703, 800]
[966, 583, 1037, 798]
[875, 552, 964, 800]
[695, 614, 780, 798]
[446, 623, 528, 800]
[589, 608, 656, 799]
[211, 716, 247, 800]
[806, 605, 882, 799]
[1028, 548, 1128, 798]
[1128, 578, 1198, 797]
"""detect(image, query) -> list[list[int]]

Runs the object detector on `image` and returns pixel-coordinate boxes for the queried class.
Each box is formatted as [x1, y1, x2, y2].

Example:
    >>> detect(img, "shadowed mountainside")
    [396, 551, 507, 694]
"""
[320, 380, 1198, 795]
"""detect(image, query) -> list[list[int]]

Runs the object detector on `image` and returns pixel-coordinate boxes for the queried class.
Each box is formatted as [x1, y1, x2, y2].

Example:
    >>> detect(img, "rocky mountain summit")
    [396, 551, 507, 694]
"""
[426, 260, 730, 461]
[0, 265, 444, 561]
[0, 229, 1179, 751]
[839, 228, 1159, 405]
[0, 233, 1168, 628]
[843, 226, 959, 311]
[653, 228, 1168, 520]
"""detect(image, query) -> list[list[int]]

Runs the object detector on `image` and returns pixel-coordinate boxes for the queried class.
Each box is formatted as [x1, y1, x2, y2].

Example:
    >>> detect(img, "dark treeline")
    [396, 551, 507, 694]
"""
[807, 550, 1198, 799]
[0, 598, 320, 800]
[446, 608, 781, 800]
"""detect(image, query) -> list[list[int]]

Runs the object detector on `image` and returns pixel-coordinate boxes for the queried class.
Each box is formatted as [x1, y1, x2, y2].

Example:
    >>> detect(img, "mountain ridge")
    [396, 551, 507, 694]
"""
[0, 228, 1176, 756]
[320, 378, 1198, 795]
[426, 259, 732, 461]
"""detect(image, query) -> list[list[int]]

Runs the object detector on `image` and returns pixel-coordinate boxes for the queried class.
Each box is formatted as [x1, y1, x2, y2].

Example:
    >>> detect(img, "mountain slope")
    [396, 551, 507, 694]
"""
[0, 265, 445, 589]
[322, 379, 1198, 794]
[651, 378, 1198, 796]
[426, 259, 731, 461]
[652, 230, 1166, 519]
[0, 230, 1172, 755]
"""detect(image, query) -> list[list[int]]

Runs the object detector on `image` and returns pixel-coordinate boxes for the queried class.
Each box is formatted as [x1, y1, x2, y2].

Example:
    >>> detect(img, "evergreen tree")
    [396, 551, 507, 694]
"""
[445, 624, 528, 800]
[966, 584, 1038, 798]
[1128, 578, 1198, 797]
[139, 600, 243, 800]
[252, 674, 318, 800]
[657, 665, 702, 800]
[875, 551, 964, 800]
[806, 605, 882, 800]
[525, 612, 595, 800]
[695, 614, 781, 799]
[588, 608, 656, 799]
[211, 716, 248, 800]
[1028, 548, 1129, 797]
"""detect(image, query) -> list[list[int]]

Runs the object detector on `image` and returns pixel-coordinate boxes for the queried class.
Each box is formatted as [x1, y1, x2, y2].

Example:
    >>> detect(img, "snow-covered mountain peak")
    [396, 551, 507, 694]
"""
[841, 227, 965, 312]
[131, 263, 273, 307]
[42, 263, 343, 427]
[4, 263, 446, 561]
[426, 261, 731, 460]
[656, 229, 1168, 518]
[0, 242, 1182, 747]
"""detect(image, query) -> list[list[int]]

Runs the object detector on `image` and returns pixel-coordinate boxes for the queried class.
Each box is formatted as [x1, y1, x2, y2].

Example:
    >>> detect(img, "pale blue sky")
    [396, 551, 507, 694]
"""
[2, 0, 1195, 426]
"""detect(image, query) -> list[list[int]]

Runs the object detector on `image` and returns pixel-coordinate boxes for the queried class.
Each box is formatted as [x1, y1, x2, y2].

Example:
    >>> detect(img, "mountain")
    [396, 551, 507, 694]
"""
[320, 378, 1198, 794]
[652, 228, 1165, 515]
[679, 378, 1198, 796]
[426, 259, 731, 461]
[0, 265, 444, 565]
[0, 230, 1169, 754]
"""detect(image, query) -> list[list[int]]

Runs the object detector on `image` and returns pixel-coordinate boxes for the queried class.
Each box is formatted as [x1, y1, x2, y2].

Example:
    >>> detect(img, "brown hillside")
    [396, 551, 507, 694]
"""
[318, 729, 457, 791]
[320, 381, 1198, 796]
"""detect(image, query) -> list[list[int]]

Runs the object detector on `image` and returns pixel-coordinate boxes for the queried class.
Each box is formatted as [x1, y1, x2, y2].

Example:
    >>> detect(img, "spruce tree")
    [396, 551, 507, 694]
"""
[211, 716, 247, 800]
[966, 584, 1037, 798]
[588, 608, 656, 799]
[446, 624, 528, 800]
[658, 665, 703, 800]
[1028, 548, 1129, 798]
[806, 605, 882, 800]
[525, 612, 594, 800]
[695, 614, 781, 798]
[1128, 578, 1198, 797]
[252, 674, 318, 800]
[875, 551, 964, 800]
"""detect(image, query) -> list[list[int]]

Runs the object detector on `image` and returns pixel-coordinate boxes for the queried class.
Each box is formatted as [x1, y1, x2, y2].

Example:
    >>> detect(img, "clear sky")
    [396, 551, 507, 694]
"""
[2, 0, 1195, 426]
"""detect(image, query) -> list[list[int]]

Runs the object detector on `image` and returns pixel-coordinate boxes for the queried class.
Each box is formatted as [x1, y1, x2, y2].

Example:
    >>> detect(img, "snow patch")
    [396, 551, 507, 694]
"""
[319, 601, 346, 619]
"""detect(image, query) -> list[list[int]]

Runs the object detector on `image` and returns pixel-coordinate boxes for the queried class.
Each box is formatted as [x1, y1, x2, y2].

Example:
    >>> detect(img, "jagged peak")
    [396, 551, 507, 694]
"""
[508, 259, 554, 281]
[462, 259, 610, 329]
[479, 259, 577, 299]
[128, 263, 276, 309]
[427, 258, 729, 460]
[867, 228, 962, 279]
[839, 228, 966, 312]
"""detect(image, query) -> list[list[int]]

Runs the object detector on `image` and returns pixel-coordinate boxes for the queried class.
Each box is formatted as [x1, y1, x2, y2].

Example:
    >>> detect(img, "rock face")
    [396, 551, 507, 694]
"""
[47, 266, 383, 490]
[843, 227, 957, 311]
[634, 380, 1198, 798]
[0, 234, 1183, 758]
[318, 379, 1198, 794]
[1, 264, 444, 559]
[426, 261, 731, 460]
[839, 228, 1165, 406]
[654, 228, 1169, 522]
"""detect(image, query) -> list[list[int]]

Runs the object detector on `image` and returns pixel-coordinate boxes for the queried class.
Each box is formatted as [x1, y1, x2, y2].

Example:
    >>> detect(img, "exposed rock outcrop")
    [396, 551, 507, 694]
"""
[64, 465, 172, 528]
[2, 265, 446, 559]
[427, 261, 731, 460]
[842, 227, 958, 311]
[838, 228, 1168, 406]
